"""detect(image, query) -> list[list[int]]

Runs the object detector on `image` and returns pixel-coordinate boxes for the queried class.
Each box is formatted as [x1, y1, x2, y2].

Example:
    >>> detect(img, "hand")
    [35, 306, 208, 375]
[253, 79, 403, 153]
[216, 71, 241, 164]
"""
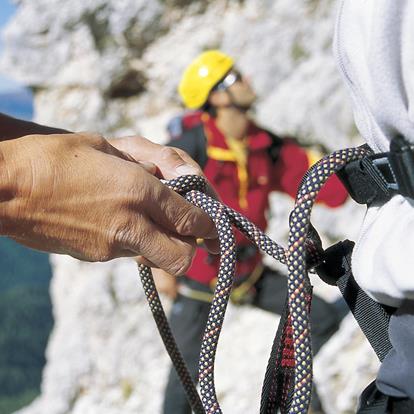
[152, 268, 178, 299]
[110, 135, 220, 260]
[109, 135, 219, 198]
[0, 133, 217, 276]
[109, 135, 202, 178]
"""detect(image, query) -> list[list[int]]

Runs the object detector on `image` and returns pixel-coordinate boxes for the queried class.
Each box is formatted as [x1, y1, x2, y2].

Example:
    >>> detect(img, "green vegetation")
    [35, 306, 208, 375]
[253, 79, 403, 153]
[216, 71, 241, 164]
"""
[0, 238, 53, 414]
[0, 390, 39, 414]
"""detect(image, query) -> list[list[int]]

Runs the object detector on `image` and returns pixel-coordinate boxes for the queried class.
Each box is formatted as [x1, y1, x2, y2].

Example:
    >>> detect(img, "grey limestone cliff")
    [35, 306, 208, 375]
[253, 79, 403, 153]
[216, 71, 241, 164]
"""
[1, 1, 377, 413]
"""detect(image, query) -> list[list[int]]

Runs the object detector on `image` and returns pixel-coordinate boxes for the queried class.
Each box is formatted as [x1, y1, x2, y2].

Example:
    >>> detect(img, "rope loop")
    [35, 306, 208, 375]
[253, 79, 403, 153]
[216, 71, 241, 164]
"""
[138, 144, 372, 414]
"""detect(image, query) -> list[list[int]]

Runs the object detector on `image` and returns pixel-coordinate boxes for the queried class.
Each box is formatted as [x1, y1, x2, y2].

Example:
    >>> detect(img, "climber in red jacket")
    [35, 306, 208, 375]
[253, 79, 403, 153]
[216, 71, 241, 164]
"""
[155, 50, 348, 414]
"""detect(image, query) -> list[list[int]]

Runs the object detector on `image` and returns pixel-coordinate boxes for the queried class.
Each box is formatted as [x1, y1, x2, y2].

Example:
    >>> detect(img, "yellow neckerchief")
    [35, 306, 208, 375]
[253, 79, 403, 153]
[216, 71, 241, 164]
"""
[206, 133, 249, 210]
[306, 148, 323, 167]
[226, 136, 249, 209]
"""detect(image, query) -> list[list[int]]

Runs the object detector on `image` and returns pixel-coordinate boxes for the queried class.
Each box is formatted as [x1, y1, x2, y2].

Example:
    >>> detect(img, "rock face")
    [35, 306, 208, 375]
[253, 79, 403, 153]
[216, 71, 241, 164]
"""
[1, 0, 378, 413]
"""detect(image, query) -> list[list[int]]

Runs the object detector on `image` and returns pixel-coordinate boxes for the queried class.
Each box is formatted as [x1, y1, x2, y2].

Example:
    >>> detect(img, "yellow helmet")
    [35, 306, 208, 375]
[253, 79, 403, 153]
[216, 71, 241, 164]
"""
[178, 50, 234, 109]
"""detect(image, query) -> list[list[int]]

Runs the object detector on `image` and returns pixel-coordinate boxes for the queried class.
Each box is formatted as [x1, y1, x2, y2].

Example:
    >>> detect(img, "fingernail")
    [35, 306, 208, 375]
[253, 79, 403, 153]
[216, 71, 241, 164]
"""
[175, 164, 200, 176]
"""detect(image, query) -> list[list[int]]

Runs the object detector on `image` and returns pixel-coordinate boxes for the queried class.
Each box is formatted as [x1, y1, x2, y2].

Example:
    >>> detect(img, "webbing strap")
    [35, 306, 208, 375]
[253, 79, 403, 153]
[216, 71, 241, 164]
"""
[357, 381, 414, 414]
[337, 273, 394, 362]
[315, 240, 394, 362]
[357, 381, 389, 413]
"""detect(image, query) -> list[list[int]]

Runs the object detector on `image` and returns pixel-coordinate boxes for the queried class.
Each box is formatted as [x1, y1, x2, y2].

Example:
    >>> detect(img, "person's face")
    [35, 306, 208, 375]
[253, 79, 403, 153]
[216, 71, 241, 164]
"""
[209, 69, 257, 110]
[227, 71, 256, 108]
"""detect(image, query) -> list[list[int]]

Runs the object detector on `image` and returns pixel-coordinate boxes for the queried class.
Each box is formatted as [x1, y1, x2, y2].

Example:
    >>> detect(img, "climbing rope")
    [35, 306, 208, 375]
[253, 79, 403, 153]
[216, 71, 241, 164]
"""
[138, 144, 372, 414]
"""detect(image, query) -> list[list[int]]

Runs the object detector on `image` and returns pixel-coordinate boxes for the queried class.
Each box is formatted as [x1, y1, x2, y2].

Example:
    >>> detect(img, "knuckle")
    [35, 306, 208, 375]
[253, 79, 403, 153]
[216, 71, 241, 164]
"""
[125, 135, 144, 149]
[92, 244, 117, 262]
[166, 246, 194, 276]
[97, 249, 115, 262]
[112, 223, 128, 246]
[111, 218, 141, 252]
[135, 135, 152, 145]
[174, 147, 190, 159]
[86, 220, 127, 262]
[174, 208, 198, 236]
[160, 146, 181, 162]
[140, 179, 160, 209]
[174, 147, 199, 165]
[122, 168, 151, 208]
[79, 132, 106, 146]
[172, 148, 202, 174]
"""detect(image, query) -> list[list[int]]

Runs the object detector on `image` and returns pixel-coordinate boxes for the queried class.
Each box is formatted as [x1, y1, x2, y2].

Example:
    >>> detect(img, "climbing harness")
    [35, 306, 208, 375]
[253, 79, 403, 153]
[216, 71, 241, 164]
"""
[338, 135, 414, 205]
[229, 262, 264, 305]
[138, 143, 372, 413]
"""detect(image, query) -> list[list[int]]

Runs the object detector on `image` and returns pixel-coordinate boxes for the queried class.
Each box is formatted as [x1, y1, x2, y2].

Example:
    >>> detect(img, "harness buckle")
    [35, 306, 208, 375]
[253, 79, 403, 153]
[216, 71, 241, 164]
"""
[388, 134, 414, 199]
[338, 135, 414, 205]
[371, 156, 398, 191]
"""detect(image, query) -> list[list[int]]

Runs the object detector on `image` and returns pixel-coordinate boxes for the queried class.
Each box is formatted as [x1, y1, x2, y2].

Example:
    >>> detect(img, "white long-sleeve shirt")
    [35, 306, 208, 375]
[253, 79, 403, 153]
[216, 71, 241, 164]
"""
[334, 0, 414, 307]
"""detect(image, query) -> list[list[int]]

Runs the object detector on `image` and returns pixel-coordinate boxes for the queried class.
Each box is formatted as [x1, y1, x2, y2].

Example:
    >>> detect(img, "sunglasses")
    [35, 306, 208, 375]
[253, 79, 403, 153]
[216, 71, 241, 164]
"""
[213, 70, 243, 91]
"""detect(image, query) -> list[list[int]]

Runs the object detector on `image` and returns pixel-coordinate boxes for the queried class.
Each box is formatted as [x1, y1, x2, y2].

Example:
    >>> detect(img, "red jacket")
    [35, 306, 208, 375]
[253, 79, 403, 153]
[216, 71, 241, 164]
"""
[169, 113, 348, 286]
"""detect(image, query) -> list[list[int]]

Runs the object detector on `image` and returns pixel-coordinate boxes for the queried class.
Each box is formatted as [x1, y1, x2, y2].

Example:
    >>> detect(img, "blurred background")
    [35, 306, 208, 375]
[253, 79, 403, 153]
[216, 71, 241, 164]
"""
[0, 0, 378, 413]
[0, 2, 53, 414]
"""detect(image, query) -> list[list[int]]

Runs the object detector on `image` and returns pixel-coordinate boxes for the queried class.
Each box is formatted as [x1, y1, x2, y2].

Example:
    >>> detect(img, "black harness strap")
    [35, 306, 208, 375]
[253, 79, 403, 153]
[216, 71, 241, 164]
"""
[357, 381, 389, 413]
[356, 380, 414, 414]
[313, 135, 414, 413]
[327, 134, 414, 360]
[315, 240, 394, 362]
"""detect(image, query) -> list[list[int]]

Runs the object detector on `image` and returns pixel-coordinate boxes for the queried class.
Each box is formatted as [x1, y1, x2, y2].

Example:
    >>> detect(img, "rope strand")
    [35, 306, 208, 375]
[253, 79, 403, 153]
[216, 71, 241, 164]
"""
[138, 145, 372, 413]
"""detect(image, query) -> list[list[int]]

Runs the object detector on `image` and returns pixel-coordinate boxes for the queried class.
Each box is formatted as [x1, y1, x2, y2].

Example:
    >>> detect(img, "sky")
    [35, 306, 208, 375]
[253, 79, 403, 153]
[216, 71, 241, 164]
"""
[0, 0, 23, 92]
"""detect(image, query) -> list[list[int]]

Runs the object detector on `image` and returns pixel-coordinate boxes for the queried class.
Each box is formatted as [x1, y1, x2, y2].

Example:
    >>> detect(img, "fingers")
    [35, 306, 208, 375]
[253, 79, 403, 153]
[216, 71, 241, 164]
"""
[135, 256, 158, 268]
[154, 146, 220, 200]
[136, 161, 157, 175]
[136, 238, 219, 268]
[152, 145, 203, 179]
[119, 219, 197, 276]
[109, 136, 203, 179]
[76, 132, 140, 164]
[166, 146, 204, 177]
[101, 139, 219, 268]
[203, 238, 220, 254]
[110, 136, 220, 199]
[147, 182, 218, 240]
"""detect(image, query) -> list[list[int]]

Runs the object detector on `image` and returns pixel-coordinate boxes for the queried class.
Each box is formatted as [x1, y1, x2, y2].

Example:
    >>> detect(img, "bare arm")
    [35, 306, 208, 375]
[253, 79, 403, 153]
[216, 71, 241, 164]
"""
[0, 113, 67, 141]
[0, 132, 218, 275]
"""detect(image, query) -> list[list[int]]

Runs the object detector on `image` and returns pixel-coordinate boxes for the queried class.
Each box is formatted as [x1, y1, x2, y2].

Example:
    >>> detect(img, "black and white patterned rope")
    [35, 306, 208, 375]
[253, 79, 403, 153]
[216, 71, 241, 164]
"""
[286, 146, 371, 413]
[138, 145, 372, 414]
[139, 262, 205, 414]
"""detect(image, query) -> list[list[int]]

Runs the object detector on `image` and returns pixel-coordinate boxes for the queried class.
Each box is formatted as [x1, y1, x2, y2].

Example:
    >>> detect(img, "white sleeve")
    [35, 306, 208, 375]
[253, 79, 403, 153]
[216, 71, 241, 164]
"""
[334, 0, 414, 307]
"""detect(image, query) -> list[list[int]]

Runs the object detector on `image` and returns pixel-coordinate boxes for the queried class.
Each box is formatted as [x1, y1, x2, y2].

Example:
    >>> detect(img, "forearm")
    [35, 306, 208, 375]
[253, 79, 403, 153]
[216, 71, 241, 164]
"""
[0, 113, 67, 141]
[0, 133, 218, 271]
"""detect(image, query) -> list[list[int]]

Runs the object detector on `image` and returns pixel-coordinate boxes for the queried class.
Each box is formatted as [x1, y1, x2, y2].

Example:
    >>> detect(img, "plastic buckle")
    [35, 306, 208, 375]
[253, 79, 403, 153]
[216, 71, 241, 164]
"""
[314, 240, 354, 286]
[389, 135, 414, 199]
[371, 156, 399, 192]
